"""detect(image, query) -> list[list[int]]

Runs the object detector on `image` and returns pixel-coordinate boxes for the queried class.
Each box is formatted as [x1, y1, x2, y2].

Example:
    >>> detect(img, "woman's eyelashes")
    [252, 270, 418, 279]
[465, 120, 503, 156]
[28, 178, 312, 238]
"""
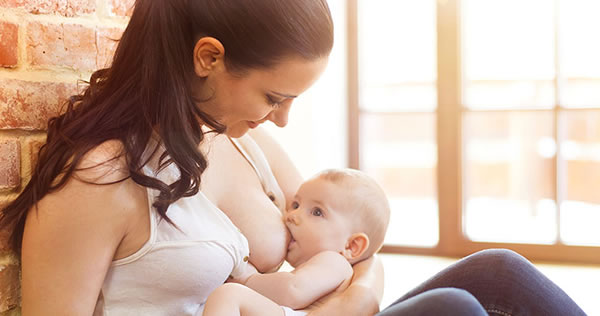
[291, 201, 299, 209]
[266, 95, 284, 108]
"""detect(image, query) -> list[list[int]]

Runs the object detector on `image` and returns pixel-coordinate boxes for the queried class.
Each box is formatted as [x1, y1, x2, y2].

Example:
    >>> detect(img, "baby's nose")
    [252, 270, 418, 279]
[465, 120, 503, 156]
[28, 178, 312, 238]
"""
[285, 212, 300, 225]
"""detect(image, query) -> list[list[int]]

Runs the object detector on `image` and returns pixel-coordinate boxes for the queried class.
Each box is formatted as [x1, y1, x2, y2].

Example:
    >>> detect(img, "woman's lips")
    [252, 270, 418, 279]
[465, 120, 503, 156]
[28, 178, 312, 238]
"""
[247, 121, 259, 129]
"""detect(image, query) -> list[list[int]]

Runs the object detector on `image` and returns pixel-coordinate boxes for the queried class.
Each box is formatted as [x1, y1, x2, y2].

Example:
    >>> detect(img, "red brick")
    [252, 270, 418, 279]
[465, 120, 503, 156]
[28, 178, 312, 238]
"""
[0, 22, 18, 68]
[0, 78, 77, 130]
[27, 22, 96, 71]
[28, 140, 44, 171]
[0, 0, 95, 17]
[0, 200, 11, 252]
[96, 27, 123, 69]
[0, 264, 20, 312]
[0, 0, 20, 8]
[0, 141, 20, 191]
[0, 201, 12, 253]
[109, 0, 134, 17]
[62, 0, 95, 17]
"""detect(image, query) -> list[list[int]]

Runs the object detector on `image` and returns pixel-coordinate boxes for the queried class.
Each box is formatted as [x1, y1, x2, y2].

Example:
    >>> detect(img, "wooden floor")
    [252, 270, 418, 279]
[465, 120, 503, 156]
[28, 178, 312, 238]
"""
[379, 253, 600, 315]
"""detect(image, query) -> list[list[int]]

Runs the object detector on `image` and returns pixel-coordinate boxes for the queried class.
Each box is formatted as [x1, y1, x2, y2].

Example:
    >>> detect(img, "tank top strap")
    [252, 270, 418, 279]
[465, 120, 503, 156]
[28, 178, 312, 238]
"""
[228, 135, 286, 213]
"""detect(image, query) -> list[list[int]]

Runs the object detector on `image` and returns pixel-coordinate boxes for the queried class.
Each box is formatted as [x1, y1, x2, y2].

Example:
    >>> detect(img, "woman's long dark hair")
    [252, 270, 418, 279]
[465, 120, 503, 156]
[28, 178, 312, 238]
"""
[0, 0, 333, 254]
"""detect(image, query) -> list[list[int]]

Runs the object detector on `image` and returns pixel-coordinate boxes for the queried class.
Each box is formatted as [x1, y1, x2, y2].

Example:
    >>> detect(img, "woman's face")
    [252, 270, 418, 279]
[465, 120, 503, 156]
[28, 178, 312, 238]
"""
[197, 56, 329, 138]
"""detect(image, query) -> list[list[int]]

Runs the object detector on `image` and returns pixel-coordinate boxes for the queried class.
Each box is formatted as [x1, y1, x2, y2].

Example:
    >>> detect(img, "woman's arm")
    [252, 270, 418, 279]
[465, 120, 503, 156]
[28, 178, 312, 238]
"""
[249, 128, 385, 315]
[21, 142, 145, 315]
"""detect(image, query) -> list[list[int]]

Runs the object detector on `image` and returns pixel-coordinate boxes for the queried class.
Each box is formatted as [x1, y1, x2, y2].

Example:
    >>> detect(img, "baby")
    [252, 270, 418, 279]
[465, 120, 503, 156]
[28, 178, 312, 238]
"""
[202, 168, 391, 316]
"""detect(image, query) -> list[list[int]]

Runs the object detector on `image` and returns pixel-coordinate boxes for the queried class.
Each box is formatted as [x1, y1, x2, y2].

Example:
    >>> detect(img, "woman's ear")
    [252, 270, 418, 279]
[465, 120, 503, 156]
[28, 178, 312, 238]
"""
[342, 233, 370, 263]
[193, 37, 225, 77]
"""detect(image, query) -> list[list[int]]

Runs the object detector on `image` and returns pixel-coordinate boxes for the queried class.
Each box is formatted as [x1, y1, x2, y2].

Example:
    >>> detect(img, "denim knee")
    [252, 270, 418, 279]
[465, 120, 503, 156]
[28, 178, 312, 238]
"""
[379, 287, 488, 316]
[467, 248, 532, 274]
[423, 288, 486, 315]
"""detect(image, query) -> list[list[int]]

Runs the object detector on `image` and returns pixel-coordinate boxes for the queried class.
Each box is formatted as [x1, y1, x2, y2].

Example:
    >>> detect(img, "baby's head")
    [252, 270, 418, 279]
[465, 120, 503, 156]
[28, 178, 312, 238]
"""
[285, 168, 390, 267]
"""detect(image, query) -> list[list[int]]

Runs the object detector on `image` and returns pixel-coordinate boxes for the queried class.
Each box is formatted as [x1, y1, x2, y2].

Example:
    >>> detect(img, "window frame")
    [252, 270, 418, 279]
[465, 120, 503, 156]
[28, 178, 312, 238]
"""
[347, 0, 600, 264]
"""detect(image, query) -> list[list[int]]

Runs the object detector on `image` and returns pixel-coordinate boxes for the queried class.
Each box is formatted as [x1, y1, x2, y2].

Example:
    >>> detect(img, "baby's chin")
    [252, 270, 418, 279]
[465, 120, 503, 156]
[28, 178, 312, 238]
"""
[285, 254, 304, 268]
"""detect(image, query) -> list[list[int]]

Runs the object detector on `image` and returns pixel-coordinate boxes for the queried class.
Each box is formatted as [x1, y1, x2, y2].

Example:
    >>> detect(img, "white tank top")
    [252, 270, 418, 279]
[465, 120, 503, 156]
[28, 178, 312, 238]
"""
[93, 134, 285, 316]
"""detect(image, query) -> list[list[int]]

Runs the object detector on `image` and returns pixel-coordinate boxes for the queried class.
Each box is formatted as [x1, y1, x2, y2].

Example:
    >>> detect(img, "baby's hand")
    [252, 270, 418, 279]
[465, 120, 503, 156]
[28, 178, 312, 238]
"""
[227, 262, 259, 284]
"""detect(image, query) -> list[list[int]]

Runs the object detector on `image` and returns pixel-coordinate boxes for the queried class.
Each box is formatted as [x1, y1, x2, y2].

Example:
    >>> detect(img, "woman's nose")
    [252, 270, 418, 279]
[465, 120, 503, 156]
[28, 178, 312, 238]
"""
[268, 101, 292, 127]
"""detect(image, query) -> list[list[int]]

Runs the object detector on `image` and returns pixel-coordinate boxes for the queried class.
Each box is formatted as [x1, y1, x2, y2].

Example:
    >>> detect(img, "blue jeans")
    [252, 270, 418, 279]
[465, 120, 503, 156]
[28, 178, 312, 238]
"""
[377, 249, 586, 316]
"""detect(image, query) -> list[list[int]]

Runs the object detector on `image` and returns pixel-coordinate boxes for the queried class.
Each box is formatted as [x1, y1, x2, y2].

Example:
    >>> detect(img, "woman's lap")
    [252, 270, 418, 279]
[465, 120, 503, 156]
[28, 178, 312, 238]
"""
[377, 288, 487, 316]
[378, 249, 586, 316]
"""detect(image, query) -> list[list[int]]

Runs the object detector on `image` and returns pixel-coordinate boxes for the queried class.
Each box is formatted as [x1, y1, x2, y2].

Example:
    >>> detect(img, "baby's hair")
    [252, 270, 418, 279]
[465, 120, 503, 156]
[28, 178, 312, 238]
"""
[315, 168, 390, 261]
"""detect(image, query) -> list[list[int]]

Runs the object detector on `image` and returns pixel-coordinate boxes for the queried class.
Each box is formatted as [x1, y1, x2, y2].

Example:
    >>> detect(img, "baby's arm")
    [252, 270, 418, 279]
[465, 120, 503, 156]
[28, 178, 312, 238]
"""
[202, 283, 286, 316]
[244, 250, 353, 310]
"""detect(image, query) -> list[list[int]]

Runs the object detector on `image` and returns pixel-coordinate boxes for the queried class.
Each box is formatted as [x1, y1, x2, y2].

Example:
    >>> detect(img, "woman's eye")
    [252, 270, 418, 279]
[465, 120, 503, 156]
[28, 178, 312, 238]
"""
[266, 95, 283, 108]
[311, 208, 323, 217]
[291, 201, 299, 209]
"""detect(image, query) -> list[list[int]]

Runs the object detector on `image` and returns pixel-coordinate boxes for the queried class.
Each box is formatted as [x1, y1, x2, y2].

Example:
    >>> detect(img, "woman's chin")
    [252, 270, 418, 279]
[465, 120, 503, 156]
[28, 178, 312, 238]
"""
[224, 124, 250, 138]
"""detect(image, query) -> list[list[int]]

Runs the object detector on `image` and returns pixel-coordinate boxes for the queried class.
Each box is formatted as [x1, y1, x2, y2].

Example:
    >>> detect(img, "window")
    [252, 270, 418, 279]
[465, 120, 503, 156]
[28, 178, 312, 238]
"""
[267, 0, 599, 263]
[352, 0, 600, 263]
[357, 0, 438, 247]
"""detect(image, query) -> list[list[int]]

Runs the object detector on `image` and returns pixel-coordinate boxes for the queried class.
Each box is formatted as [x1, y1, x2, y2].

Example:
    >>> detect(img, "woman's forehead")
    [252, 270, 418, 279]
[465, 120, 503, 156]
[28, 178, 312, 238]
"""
[251, 56, 328, 93]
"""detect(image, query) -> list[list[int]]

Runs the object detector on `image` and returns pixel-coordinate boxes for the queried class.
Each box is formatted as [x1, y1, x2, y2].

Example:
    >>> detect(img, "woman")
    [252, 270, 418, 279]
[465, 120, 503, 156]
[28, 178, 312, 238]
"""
[0, 0, 586, 316]
[0, 0, 368, 314]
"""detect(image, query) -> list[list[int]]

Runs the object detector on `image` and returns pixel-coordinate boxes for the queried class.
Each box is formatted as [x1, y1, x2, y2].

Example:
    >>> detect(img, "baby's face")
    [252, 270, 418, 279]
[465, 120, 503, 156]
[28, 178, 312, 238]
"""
[284, 177, 355, 267]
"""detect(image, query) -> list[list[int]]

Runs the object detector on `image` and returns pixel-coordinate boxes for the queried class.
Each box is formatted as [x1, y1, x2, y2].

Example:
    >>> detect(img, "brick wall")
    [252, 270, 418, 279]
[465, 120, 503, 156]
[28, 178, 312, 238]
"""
[0, 0, 132, 314]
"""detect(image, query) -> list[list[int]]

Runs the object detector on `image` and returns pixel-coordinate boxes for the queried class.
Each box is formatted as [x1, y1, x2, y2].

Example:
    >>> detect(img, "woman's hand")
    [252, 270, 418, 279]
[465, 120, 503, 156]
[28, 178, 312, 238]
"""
[308, 255, 384, 316]
[307, 285, 379, 316]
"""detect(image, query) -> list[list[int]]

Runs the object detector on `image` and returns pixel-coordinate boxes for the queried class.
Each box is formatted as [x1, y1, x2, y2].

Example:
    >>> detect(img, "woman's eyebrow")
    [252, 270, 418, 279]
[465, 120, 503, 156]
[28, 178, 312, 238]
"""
[270, 91, 298, 99]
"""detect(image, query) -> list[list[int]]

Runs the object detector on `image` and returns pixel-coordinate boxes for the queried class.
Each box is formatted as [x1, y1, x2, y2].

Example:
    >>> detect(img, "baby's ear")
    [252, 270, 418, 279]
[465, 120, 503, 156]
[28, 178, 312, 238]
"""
[342, 233, 370, 263]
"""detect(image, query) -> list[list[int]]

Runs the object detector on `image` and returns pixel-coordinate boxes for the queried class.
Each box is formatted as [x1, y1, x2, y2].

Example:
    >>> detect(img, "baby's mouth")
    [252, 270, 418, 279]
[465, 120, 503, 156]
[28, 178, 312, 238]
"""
[287, 229, 296, 249]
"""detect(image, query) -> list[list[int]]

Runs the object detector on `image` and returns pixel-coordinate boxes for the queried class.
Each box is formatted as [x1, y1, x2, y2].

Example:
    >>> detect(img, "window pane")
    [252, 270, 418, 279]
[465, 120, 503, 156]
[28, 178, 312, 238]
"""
[360, 113, 438, 247]
[561, 79, 600, 108]
[358, 0, 437, 111]
[463, 111, 557, 244]
[463, 0, 555, 109]
[559, 110, 600, 246]
[559, 0, 600, 108]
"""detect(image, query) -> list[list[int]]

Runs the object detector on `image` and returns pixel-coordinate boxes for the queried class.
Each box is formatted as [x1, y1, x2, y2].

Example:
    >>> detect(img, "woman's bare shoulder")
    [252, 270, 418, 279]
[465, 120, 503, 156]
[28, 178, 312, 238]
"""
[27, 139, 150, 258]
[38, 139, 146, 220]
[30, 139, 148, 240]
[73, 139, 129, 184]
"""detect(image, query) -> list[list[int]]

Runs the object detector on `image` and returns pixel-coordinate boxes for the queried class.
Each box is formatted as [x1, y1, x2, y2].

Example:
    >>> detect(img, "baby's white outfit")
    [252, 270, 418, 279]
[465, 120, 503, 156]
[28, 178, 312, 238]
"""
[282, 306, 308, 316]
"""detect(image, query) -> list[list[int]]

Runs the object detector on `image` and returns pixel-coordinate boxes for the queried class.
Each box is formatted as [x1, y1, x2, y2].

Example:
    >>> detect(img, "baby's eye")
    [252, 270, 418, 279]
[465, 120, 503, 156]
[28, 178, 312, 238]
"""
[311, 208, 323, 217]
[291, 201, 299, 209]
